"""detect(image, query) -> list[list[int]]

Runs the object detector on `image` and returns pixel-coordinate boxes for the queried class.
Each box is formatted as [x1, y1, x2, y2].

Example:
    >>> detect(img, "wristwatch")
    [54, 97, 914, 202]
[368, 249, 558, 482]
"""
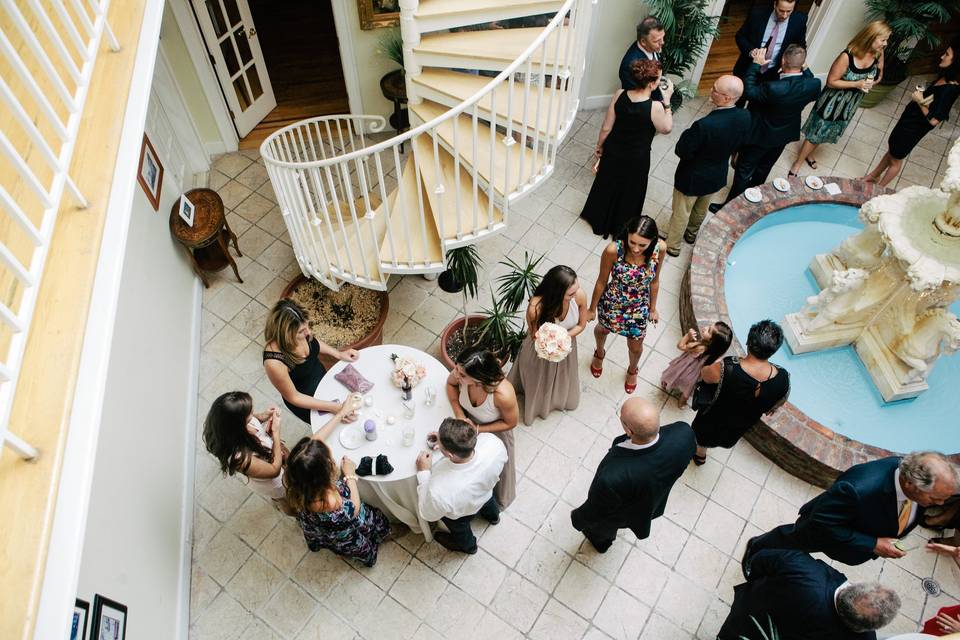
[344, 474, 359, 482]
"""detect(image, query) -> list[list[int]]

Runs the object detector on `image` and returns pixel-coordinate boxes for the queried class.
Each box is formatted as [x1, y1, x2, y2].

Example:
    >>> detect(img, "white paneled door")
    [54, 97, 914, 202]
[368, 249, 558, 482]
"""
[192, 0, 276, 137]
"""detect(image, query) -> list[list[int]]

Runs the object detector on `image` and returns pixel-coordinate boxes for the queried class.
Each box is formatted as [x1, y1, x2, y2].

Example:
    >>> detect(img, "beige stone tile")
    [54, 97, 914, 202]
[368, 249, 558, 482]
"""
[550, 415, 596, 461]
[833, 154, 871, 179]
[202, 310, 226, 346]
[415, 539, 468, 580]
[198, 527, 253, 586]
[219, 179, 255, 210]
[526, 444, 577, 496]
[726, 442, 773, 485]
[390, 278, 432, 316]
[391, 318, 438, 351]
[236, 161, 270, 190]
[323, 571, 385, 625]
[711, 468, 761, 519]
[230, 298, 270, 342]
[517, 532, 574, 591]
[749, 489, 800, 533]
[207, 286, 254, 324]
[933, 551, 960, 599]
[693, 501, 745, 556]
[763, 464, 816, 507]
[616, 547, 671, 608]
[664, 481, 707, 530]
[226, 494, 282, 548]
[639, 613, 691, 640]
[409, 296, 457, 335]
[257, 206, 288, 238]
[256, 238, 297, 275]
[635, 515, 689, 567]
[389, 558, 447, 616]
[674, 535, 730, 591]
[561, 465, 597, 507]
[199, 473, 253, 523]
[291, 548, 352, 601]
[490, 571, 549, 632]
[259, 517, 309, 574]
[575, 537, 630, 581]
[529, 598, 589, 640]
[555, 560, 610, 619]
[478, 513, 536, 568]
[879, 561, 927, 621]
[238, 619, 282, 640]
[190, 591, 254, 640]
[593, 585, 650, 640]
[425, 585, 486, 638]
[235, 260, 275, 298]
[412, 623, 446, 640]
[226, 552, 285, 612]
[190, 563, 221, 624]
[259, 580, 318, 638]
[698, 597, 730, 640]
[192, 502, 221, 556]
[656, 572, 712, 633]
[681, 456, 723, 497]
[213, 153, 253, 177]
[354, 595, 421, 640]
[507, 477, 557, 529]
[451, 548, 508, 605]
[238, 225, 277, 261]
[354, 540, 412, 590]
[260, 277, 288, 304]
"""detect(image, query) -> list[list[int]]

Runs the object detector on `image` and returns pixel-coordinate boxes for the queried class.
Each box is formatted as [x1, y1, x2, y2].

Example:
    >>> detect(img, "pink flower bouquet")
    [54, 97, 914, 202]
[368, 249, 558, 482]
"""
[389, 353, 427, 387]
[534, 322, 572, 362]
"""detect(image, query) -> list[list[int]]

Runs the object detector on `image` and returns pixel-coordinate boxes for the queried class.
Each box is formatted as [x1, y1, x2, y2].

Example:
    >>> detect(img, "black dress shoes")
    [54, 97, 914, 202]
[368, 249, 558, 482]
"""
[708, 203, 723, 214]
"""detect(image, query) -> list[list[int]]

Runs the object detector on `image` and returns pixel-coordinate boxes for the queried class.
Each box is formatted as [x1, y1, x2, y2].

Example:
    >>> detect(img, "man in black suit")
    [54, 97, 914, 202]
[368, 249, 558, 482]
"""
[570, 398, 695, 553]
[749, 452, 960, 566]
[719, 549, 901, 640]
[665, 75, 750, 257]
[718, 44, 820, 208]
[733, 0, 808, 102]
[619, 16, 665, 101]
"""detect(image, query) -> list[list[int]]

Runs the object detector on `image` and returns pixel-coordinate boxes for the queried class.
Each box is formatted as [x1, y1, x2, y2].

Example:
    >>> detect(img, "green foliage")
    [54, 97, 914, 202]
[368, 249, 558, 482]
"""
[645, 0, 721, 80]
[444, 245, 483, 340]
[495, 252, 544, 314]
[740, 615, 780, 640]
[865, 0, 960, 80]
[476, 294, 526, 362]
[376, 28, 404, 68]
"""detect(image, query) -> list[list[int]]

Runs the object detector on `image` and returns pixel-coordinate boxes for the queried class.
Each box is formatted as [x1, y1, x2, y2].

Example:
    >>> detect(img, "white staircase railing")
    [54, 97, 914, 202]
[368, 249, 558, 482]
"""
[0, 0, 120, 460]
[261, 0, 592, 292]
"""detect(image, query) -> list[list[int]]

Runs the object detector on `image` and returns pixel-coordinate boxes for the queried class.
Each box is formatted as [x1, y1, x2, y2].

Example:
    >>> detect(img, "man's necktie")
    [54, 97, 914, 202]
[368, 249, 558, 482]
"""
[897, 499, 913, 536]
[761, 20, 782, 73]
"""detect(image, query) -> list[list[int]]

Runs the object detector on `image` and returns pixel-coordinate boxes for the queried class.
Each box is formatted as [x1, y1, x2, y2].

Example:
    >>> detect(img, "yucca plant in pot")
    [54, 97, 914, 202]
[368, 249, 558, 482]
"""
[646, 0, 721, 110]
[861, 0, 960, 107]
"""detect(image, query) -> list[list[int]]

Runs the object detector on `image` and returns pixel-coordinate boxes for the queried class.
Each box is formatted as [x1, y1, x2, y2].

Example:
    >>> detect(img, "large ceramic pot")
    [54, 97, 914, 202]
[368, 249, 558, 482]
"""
[281, 275, 390, 369]
[439, 314, 487, 370]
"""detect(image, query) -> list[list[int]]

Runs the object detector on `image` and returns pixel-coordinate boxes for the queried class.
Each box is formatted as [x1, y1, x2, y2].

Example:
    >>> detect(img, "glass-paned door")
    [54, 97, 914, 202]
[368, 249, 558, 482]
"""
[192, 0, 277, 137]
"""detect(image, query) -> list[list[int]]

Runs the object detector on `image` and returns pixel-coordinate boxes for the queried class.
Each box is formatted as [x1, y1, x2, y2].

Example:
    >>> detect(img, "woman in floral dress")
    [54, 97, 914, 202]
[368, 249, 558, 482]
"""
[284, 417, 390, 566]
[588, 215, 665, 394]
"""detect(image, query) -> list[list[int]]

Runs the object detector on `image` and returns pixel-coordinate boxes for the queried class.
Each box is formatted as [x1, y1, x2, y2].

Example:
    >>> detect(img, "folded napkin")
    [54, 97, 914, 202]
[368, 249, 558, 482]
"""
[356, 454, 394, 477]
[334, 364, 374, 394]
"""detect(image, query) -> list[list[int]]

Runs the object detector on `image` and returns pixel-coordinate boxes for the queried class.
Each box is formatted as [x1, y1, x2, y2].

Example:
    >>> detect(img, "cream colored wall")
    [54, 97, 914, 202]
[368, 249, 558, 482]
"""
[583, 0, 644, 108]
[337, 1, 401, 120]
[159, 3, 221, 144]
[807, 2, 870, 77]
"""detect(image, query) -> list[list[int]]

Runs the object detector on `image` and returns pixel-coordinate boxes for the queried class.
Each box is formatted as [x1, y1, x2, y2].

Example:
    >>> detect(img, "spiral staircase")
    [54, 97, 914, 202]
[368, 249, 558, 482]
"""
[260, 0, 595, 291]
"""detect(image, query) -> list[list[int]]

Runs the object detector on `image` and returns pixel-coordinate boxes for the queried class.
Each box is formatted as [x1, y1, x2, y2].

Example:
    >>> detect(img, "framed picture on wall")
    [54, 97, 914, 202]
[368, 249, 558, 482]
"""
[357, 0, 399, 30]
[178, 193, 196, 227]
[137, 133, 163, 211]
[71, 599, 89, 640]
[91, 595, 127, 640]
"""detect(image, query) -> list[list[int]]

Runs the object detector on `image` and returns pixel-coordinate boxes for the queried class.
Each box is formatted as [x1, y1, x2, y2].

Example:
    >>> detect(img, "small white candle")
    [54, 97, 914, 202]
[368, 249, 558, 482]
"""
[363, 395, 374, 407]
[386, 415, 396, 425]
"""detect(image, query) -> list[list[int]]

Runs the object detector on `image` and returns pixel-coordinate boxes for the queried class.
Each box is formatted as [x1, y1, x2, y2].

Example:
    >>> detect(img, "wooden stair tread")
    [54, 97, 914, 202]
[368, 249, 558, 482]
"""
[416, 0, 561, 18]
[412, 69, 566, 137]
[411, 135, 503, 242]
[414, 27, 570, 65]
[330, 196, 388, 285]
[379, 156, 444, 267]
[410, 100, 537, 198]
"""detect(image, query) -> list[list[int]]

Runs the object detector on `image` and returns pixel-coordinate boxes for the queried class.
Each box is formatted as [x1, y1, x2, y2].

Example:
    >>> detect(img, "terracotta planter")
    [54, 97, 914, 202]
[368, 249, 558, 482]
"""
[439, 314, 487, 370]
[281, 275, 390, 369]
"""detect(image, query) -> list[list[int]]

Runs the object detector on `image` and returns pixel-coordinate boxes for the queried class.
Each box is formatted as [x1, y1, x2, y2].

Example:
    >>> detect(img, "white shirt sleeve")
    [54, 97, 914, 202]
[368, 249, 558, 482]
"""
[416, 470, 446, 523]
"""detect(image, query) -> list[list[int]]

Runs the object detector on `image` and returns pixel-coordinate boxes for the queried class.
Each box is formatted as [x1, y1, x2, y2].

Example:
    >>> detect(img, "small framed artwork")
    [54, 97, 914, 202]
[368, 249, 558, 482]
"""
[178, 193, 196, 227]
[71, 599, 89, 640]
[137, 133, 163, 211]
[91, 595, 127, 640]
[357, 0, 399, 29]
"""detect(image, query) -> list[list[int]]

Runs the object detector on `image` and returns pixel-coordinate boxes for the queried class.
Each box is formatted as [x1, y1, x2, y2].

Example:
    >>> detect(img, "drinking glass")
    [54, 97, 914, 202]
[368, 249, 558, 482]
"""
[424, 385, 437, 407]
[402, 398, 416, 420]
[401, 424, 415, 447]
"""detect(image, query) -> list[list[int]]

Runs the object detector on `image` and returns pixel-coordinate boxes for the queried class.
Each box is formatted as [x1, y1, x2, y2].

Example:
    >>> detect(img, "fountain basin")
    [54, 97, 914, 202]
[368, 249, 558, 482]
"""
[680, 177, 960, 487]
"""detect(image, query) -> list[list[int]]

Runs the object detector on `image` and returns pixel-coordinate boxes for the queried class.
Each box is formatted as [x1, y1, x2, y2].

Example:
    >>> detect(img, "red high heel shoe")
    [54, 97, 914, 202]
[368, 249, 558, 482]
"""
[625, 367, 639, 394]
[590, 349, 605, 378]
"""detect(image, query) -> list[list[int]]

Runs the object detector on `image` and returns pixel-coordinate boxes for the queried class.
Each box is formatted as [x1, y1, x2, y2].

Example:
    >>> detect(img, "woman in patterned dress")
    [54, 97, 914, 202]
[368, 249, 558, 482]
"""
[284, 407, 390, 567]
[789, 21, 889, 176]
[588, 215, 665, 394]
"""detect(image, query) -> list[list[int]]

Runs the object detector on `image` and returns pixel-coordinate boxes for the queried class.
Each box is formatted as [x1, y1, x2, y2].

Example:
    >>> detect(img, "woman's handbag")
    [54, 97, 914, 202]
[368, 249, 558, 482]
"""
[690, 357, 731, 412]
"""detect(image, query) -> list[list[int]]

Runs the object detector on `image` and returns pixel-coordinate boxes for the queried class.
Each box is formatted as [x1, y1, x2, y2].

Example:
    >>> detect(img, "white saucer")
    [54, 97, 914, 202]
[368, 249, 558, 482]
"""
[773, 178, 791, 192]
[805, 175, 824, 190]
[744, 187, 763, 203]
[339, 424, 365, 449]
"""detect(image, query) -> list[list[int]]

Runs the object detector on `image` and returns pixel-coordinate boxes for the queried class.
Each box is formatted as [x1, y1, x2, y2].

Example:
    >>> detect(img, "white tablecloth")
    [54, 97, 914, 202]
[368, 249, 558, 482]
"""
[311, 344, 451, 540]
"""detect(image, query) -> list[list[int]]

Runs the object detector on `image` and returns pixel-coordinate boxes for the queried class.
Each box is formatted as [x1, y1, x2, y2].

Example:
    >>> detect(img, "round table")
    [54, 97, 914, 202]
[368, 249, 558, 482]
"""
[169, 188, 243, 288]
[311, 344, 452, 539]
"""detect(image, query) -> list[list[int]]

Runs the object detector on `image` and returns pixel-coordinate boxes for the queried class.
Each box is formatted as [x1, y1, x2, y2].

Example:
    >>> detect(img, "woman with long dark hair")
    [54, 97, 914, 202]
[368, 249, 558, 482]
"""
[589, 215, 666, 394]
[580, 59, 674, 238]
[203, 391, 289, 510]
[284, 411, 390, 566]
[508, 265, 588, 424]
[865, 38, 960, 186]
[446, 347, 519, 508]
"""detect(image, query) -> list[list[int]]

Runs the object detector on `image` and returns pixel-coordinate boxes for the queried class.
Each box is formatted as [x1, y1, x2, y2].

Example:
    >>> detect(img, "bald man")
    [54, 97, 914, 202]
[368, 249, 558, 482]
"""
[571, 399, 696, 552]
[665, 75, 752, 257]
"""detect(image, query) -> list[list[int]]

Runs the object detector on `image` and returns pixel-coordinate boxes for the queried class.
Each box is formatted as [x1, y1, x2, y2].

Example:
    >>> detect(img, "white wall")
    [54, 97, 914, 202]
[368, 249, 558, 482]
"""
[583, 0, 644, 110]
[807, 2, 870, 77]
[75, 142, 200, 638]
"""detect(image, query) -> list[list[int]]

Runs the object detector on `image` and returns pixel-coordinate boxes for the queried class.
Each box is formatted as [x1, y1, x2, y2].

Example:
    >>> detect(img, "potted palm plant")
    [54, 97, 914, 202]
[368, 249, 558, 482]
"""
[861, 0, 960, 108]
[646, 0, 721, 110]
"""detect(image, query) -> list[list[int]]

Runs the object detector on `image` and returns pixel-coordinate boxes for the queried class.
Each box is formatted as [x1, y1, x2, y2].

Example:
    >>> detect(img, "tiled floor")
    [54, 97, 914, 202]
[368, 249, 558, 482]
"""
[189, 80, 960, 640]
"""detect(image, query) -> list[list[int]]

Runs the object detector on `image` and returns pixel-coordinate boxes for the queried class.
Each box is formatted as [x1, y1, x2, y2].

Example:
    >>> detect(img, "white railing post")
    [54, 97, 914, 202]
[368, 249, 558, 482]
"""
[399, 0, 422, 105]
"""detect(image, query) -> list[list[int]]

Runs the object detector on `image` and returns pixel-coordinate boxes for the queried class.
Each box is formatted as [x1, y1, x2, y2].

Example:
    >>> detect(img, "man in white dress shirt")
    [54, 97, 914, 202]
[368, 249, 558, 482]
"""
[732, 0, 808, 105]
[416, 417, 507, 554]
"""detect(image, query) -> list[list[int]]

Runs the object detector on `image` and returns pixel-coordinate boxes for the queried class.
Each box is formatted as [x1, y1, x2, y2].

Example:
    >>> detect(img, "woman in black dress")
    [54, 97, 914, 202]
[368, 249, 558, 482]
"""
[262, 299, 360, 424]
[581, 59, 674, 238]
[692, 320, 790, 465]
[866, 39, 960, 187]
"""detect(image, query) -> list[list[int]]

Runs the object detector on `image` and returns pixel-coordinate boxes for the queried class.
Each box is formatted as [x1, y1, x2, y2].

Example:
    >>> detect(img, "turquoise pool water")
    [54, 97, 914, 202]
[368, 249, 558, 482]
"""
[725, 203, 959, 452]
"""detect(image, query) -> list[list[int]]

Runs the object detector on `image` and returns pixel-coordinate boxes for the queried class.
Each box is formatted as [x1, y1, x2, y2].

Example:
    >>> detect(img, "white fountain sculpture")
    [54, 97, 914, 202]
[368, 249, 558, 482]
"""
[784, 138, 960, 402]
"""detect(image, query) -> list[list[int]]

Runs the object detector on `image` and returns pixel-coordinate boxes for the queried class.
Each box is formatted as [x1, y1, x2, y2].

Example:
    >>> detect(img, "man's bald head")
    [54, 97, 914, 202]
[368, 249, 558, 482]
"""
[620, 398, 661, 443]
[712, 75, 743, 107]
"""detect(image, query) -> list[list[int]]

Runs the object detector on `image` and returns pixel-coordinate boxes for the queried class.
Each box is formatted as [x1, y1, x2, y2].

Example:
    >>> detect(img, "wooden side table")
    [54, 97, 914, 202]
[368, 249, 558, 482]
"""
[380, 69, 409, 152]
[169, 188, 243, 288]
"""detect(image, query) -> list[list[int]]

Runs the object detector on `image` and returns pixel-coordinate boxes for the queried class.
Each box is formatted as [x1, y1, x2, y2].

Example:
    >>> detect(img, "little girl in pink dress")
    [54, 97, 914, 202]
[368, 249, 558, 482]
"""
[660, 321, 733, 406]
